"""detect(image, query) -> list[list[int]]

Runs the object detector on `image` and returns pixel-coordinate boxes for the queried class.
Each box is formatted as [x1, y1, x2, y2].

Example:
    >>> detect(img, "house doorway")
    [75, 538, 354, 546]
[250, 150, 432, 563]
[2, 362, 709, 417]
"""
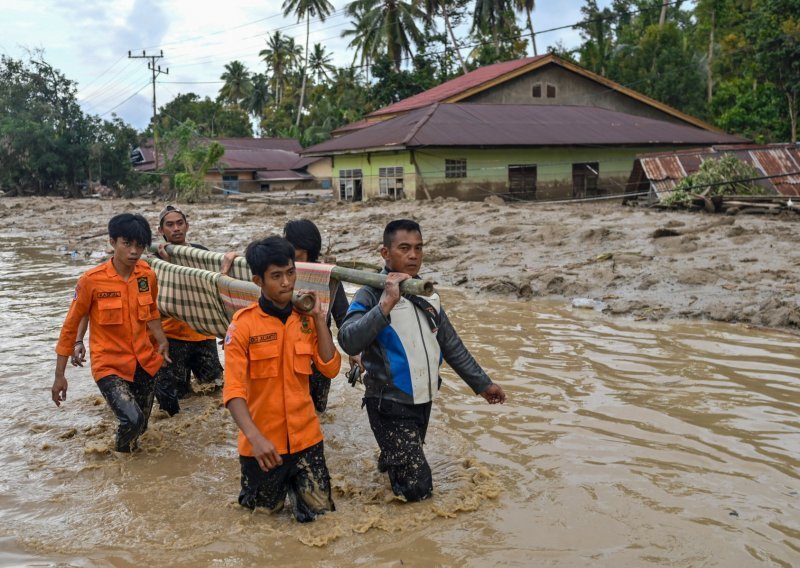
[508, 164, 537, 199]
[572, 162, 600, 199]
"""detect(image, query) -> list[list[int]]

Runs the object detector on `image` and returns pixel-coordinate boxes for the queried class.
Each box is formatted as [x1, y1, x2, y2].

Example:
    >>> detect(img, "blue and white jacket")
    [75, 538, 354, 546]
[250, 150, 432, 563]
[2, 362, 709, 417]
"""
[338, 270, 493, 406]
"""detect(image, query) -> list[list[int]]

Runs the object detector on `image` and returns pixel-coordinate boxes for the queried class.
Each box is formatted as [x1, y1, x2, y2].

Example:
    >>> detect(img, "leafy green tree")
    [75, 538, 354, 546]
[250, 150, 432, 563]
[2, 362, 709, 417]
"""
[710, 78, 790, 143]
[419, 0, 470, 73]
[467, 26, 528, 67]
[259, 31, 303, 105]
[514, 0, 538, 56]
[247, 73, 271, 134]
[218, 60, 253, 109]
[369, 52, 438, 107]
[150, 93, 251, 138]
[471, 0, 514, 45]
[342, 0, 427, 72]
[308, 43, 337, 82]
[159, 120, 225, 201]
[282, 0, 335, 128]
[577, 0, 615, 75]
[0, 53, 138, 196]
[745, 0, 800, 141]
[608, 22, 706, 118]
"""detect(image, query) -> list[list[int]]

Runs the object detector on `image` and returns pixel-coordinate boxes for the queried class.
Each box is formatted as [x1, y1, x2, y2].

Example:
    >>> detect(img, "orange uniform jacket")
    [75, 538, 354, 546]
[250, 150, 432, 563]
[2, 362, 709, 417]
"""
[56, 259, 163, 381]
[222, 303, 341, 457]
[162, 317, 215, 342]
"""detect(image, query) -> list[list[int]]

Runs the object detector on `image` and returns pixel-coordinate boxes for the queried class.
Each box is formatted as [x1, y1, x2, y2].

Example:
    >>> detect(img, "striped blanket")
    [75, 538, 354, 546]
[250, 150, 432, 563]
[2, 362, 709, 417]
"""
[147, 245, 335, 338]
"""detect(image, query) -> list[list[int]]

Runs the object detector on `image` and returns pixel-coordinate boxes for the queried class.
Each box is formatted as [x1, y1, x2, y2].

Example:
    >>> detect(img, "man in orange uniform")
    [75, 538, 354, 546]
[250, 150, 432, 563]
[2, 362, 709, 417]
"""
[52, 213, 170, 453]
[154, 205, 223, 415]
[223, 236, 341, 522]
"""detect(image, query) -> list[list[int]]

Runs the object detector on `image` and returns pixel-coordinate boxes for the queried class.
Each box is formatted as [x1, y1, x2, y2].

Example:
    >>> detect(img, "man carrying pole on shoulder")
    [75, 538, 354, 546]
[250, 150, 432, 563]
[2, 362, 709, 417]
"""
[338, 219, 506, 502]
[153, 205, 223, 415]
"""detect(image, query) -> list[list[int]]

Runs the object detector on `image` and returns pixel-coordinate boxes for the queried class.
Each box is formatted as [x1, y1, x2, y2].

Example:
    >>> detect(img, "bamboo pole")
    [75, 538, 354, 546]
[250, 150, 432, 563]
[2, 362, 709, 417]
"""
[329, 265, 434, 296]
[150, 245, 435, 296]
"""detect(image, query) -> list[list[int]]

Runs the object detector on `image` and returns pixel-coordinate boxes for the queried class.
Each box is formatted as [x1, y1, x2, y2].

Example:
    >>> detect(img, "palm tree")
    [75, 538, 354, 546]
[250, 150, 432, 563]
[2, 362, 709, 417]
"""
[342, 0, 427, 72]
[420, 0, 468, 74]
[308, 43, 336, 82]
[218, 60, 253, 109]
[247, 73, 271, 135]
[259, 31, 302, 106]
[282, 0, 335, 128]
[514, 0, 537, 56]
[472, 0, 514, 46]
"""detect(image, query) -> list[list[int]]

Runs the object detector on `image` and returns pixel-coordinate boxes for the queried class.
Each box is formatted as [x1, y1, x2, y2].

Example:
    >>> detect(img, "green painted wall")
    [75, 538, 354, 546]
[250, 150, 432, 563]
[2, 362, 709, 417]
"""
[332, 151, 417, 200]
[332, 145, 684, 201]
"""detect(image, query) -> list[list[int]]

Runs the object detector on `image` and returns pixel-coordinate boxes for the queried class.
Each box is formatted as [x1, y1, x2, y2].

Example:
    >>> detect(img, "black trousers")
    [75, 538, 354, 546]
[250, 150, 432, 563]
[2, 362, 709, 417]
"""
[96, 364, 156, 452]
[364, 397, 433, 502]
[238, 441, 335, 523]
[155, 338, 223, 416]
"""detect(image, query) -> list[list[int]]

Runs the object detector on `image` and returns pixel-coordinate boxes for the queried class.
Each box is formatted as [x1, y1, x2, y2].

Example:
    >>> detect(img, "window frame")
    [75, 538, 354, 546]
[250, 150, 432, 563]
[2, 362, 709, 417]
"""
[445, 159, 467, 179]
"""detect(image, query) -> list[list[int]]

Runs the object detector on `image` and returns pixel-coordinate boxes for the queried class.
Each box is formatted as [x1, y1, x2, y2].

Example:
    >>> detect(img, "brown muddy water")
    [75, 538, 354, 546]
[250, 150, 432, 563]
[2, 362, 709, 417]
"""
[0, 233, 798, 567]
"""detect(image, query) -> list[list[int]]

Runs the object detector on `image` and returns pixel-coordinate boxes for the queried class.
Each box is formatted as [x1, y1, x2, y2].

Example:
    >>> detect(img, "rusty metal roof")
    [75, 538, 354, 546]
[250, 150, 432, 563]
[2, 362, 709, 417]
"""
[631, 145, 800, 198]
[304, 103, 746, 156]
[368, 56, 546, 119]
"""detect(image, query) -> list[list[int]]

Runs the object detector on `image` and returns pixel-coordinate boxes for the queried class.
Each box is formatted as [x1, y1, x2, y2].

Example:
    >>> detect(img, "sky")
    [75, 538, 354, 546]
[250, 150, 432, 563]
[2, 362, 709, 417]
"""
[2, 0, 603, 131]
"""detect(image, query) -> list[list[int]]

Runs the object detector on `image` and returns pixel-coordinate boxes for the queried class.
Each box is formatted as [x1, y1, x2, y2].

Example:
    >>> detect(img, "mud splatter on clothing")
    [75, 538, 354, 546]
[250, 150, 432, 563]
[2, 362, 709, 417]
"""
[238, 441, 334, 523]
[365, 397, 433, 502]
[155, 338, 222, 416]
[96, 365, 156, 452]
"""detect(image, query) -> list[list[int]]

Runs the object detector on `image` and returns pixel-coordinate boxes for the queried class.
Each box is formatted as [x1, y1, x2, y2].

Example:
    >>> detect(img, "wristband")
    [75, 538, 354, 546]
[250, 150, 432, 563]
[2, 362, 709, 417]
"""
[74, 340, 84, 345]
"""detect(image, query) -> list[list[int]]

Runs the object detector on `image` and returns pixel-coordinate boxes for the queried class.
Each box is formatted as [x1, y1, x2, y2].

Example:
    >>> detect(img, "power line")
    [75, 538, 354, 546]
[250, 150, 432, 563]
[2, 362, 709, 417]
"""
[98, 81, 151, 117]
[79, 55, 128, 91]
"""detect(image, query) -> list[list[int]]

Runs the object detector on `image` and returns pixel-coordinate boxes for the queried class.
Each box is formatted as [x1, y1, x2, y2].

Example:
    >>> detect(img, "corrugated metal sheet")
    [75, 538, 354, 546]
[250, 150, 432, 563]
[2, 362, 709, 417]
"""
[633, 145, 800, 199]
[304, 103, 746, 155]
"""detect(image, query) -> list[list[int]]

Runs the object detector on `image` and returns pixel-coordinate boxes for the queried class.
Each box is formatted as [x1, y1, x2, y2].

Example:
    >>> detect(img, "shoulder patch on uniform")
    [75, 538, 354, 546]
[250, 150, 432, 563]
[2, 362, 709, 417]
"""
[137, 276, 149, 292]
[225, 323, 236, 345]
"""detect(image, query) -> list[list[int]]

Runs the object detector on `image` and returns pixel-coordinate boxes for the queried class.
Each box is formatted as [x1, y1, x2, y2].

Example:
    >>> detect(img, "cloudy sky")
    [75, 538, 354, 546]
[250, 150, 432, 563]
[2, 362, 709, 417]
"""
[3, 0, 604, 131]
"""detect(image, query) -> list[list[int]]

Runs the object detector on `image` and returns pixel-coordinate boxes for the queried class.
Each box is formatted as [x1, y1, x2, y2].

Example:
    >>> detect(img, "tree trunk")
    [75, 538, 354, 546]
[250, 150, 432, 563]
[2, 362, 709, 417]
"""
[659, 0, 669, 26]
[788, 90, 798, 143]
[526, 8, 538, 56]
[296, 15, 310, 129]
[443, 8, 468, 74]
[707, 9, 715, 103]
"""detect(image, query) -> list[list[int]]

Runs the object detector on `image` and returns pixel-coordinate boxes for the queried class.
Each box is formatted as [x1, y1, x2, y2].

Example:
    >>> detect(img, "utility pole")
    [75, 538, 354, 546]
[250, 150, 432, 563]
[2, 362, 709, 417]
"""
[128, 50, 168, 170]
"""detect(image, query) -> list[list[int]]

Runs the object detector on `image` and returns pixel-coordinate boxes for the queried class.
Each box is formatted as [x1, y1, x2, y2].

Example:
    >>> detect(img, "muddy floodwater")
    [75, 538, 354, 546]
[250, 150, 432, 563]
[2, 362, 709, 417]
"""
[0, 232, 798, 567]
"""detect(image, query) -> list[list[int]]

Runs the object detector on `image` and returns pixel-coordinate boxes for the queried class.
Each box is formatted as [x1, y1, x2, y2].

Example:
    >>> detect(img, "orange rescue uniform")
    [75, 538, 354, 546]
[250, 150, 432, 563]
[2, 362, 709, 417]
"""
[161, 317, 216, 342]
[222, 303, 341, 457]
[56, 259, 164, 381]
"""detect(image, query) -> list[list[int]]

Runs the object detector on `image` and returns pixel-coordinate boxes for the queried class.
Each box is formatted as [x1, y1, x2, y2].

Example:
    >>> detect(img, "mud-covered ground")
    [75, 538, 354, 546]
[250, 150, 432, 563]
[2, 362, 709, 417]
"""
[2, 194, 799, 333]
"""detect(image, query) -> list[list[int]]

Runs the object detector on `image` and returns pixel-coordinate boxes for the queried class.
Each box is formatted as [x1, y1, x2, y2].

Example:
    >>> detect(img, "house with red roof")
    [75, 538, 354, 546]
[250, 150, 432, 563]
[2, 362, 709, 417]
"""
[132, 137, 331, 193]
[304, 54, 746, 201]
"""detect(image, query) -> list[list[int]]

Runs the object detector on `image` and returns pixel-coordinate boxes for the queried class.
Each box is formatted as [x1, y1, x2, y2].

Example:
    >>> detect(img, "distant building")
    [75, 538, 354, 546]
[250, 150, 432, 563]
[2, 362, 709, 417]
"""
[626, 144, 800, 202]
[132, 137, 331, 193]
[305, 54, 746, 202]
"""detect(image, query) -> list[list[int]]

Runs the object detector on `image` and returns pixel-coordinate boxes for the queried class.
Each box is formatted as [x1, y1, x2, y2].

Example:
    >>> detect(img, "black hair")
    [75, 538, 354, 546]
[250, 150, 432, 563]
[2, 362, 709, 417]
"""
[245, 236, 295, 278]
[284, 219, 322, 263]
[383, 219, 422, 247]
[108, 213, 152, 248]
